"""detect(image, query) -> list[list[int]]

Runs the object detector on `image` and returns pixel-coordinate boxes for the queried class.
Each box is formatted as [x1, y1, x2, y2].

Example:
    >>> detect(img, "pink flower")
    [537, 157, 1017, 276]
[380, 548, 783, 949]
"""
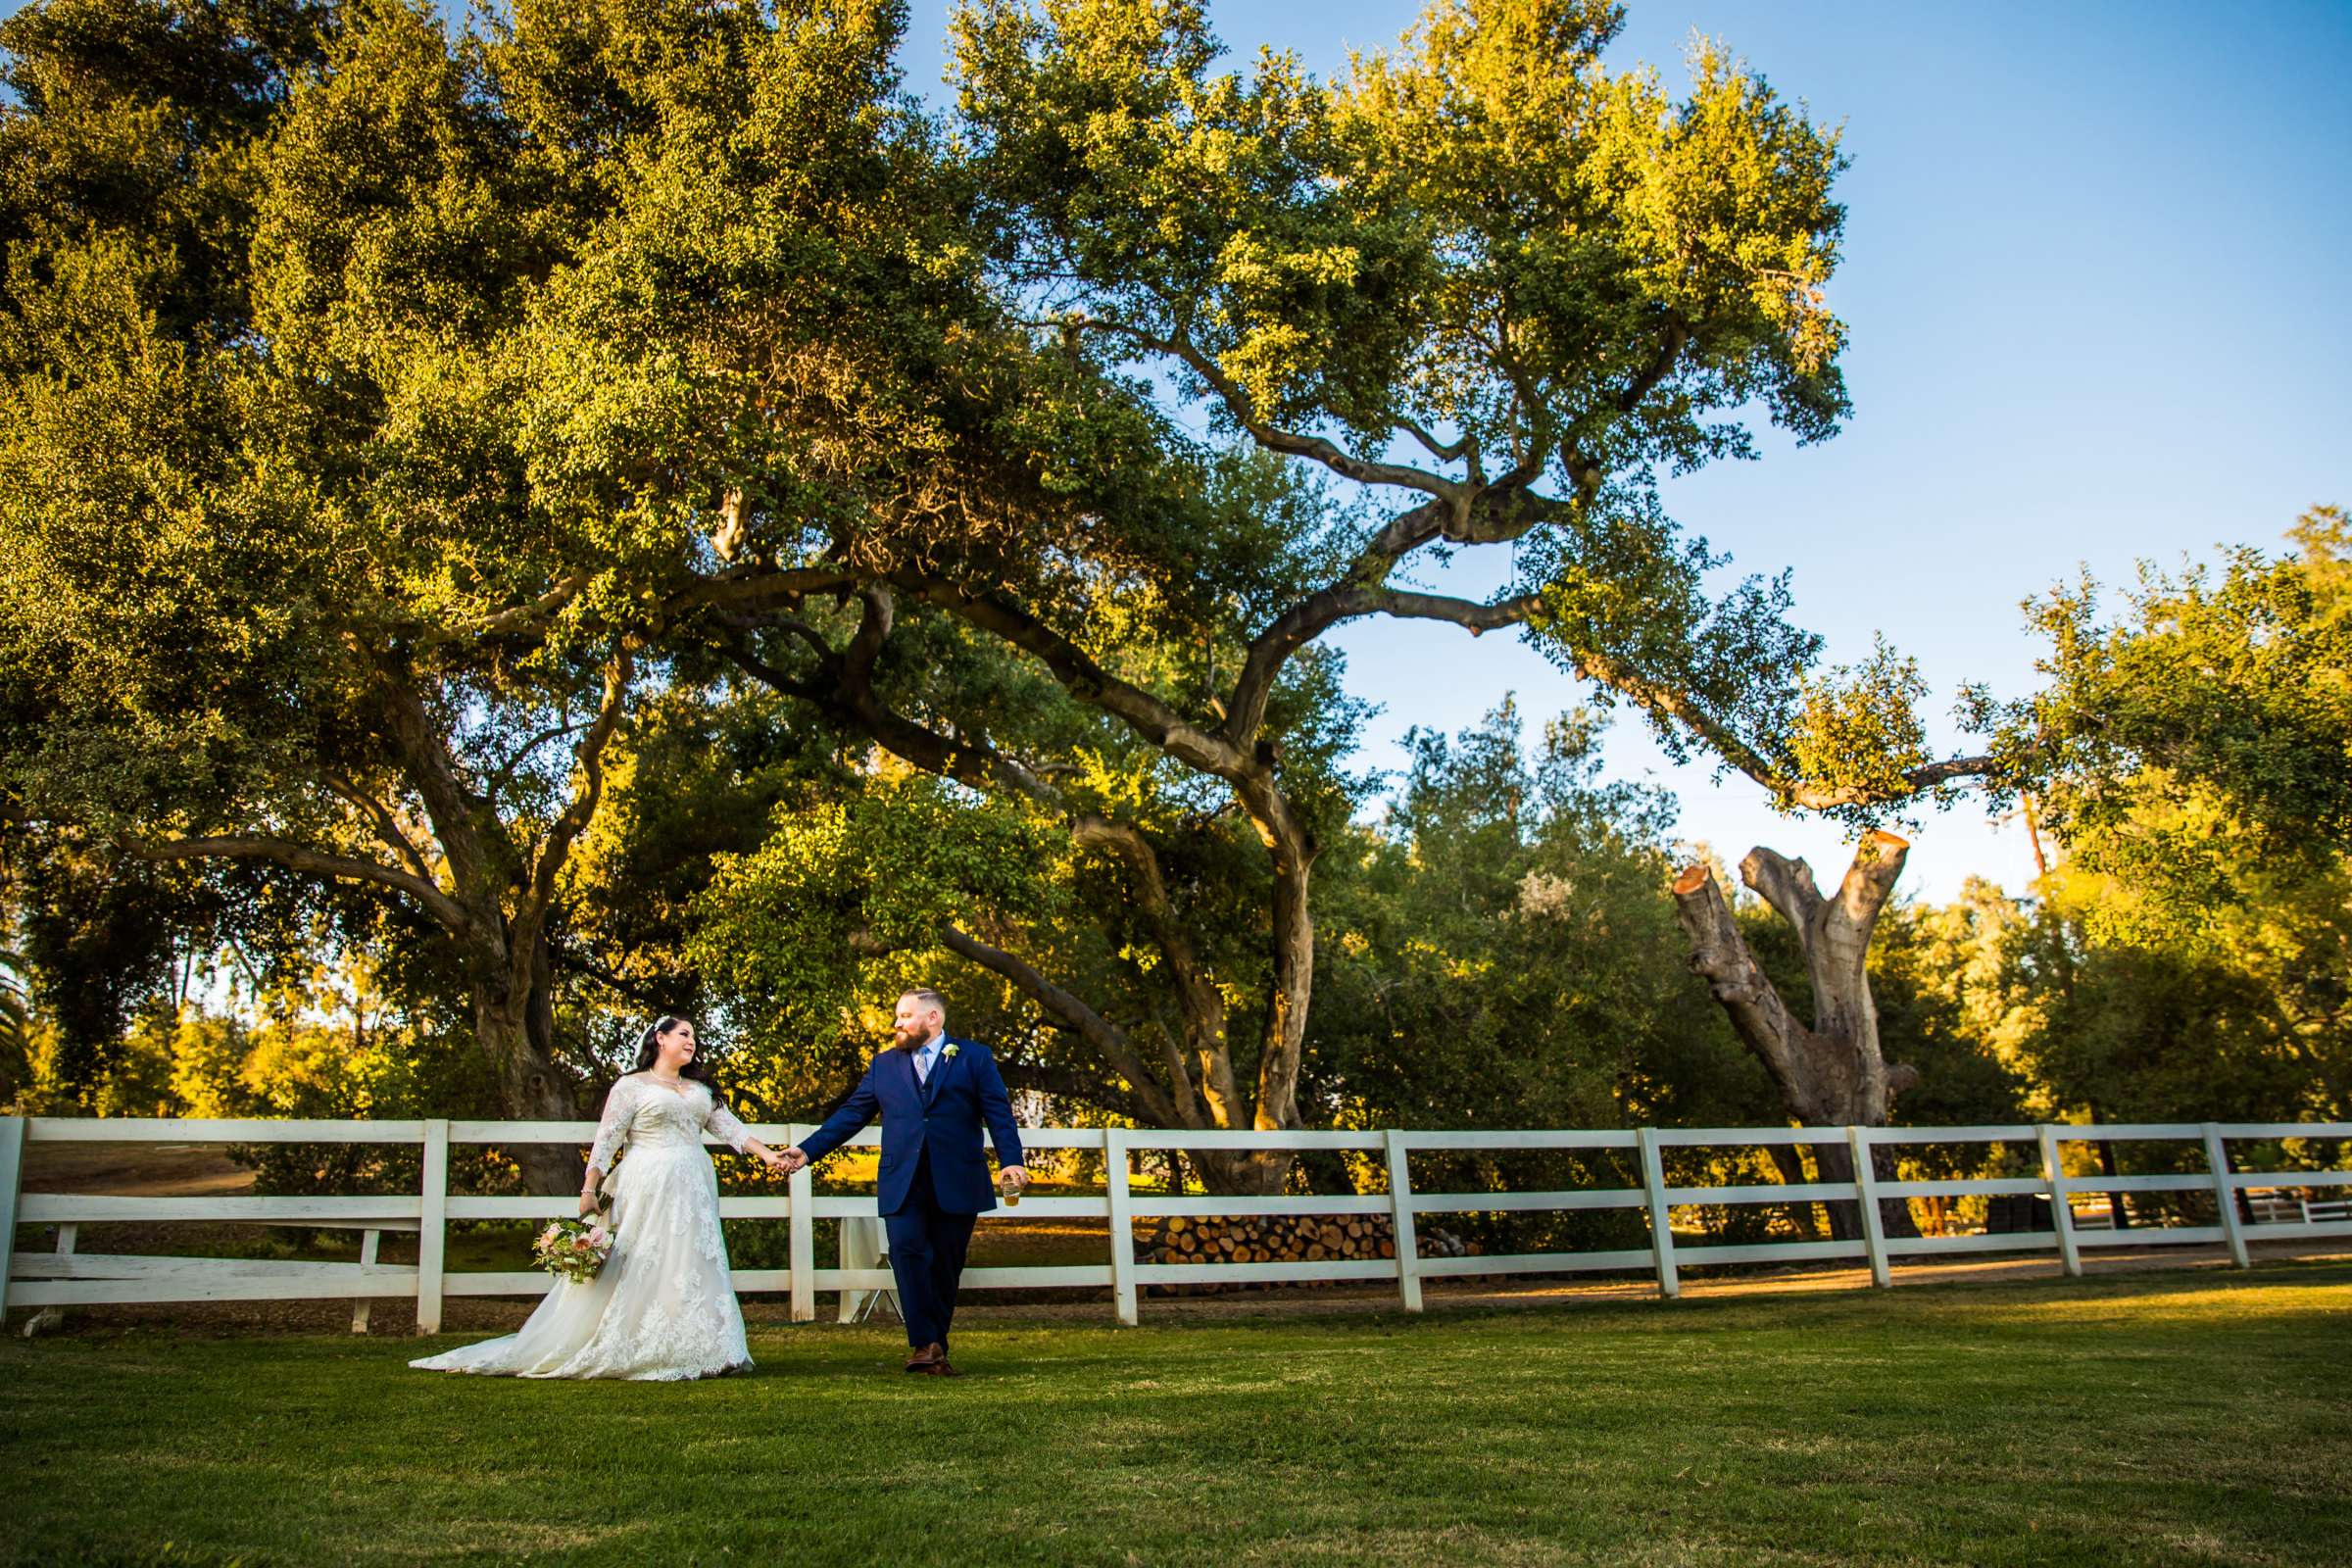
[588, 1227, 610, 1247]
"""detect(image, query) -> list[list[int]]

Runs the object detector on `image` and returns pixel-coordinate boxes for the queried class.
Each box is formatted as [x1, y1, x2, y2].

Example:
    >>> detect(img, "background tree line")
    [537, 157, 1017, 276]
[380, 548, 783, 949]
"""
[1, 0, 2343, 1205]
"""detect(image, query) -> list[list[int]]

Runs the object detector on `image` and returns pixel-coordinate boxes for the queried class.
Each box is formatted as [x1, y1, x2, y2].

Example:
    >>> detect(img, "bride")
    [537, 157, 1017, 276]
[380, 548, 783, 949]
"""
[412, 1016, 787, 1380]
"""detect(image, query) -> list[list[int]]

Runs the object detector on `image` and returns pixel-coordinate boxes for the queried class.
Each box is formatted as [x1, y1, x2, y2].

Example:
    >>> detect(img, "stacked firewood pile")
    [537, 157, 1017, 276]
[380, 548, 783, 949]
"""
[1135, 1213, 1476, 1294]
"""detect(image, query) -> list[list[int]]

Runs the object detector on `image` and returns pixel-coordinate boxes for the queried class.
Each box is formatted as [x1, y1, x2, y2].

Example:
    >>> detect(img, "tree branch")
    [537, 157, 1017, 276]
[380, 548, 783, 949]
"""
[1823, 830, 1910, 955]
[1619, 319, 1690, 415]
[1070, 317, 1463, 499]
[667, 566, 860, 618]
[1071, 815, 1226, 1126]
[131, 834, 474, 937]
[1396, 417, 1471, 465]
[421, 570, 593, 649]
[719, 605, 1072, 819]
[1568, 645, 1996, 810]
[1223, 586, 1542, 746]
[367, 658, 499, 900]
[1670, 864, 1817, 1111]
[556, 948, 673, 1012]
[892, 574, 1249, 780]
[937, 923, 1184, 1127]
[718, 639, 831, 705]
[1739, 847, 1825, 933]
[319, 772, 435, 885]
[482, 719, 593, 802]
[1898, 755, 1999, 793]
[514, 647, 633, 959]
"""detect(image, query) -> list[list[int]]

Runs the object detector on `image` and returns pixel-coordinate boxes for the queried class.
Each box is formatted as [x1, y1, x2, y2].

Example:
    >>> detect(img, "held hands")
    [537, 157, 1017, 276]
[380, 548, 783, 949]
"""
[771, 1146, 809, 1176]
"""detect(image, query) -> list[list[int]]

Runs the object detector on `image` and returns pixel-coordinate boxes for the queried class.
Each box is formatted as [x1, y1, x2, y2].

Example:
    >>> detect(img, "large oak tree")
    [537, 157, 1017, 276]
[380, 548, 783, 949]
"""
[0, 0, 978, 1182]
[682, 0, 1995, 1188]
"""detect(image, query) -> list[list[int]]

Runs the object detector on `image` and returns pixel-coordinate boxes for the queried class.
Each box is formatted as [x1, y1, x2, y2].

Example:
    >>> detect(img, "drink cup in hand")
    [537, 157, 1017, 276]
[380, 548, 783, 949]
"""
[1000, 1171, 1022, 1207]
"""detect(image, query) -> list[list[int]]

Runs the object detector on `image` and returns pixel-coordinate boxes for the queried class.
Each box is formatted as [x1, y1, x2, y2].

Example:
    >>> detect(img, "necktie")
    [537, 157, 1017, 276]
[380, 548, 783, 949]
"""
[915, 1049, 930, 1086]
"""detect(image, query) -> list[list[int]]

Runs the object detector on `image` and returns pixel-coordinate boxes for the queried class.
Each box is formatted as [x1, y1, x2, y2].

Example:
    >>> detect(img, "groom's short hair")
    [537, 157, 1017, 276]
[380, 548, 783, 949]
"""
[901, 987, 948, 1026]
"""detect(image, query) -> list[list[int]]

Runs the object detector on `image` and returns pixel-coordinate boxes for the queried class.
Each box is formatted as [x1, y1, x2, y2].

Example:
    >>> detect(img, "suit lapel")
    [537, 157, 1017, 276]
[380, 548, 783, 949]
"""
[920, 1039, 957, 1107]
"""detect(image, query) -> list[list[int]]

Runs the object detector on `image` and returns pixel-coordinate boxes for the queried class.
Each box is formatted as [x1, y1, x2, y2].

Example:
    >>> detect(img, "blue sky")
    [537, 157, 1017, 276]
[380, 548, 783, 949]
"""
[902, 0, 2352, 900]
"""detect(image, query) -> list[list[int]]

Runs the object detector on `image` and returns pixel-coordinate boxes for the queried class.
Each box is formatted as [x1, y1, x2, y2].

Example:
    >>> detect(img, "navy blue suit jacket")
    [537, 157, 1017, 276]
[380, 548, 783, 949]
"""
[797, 1037, 1025, 1215]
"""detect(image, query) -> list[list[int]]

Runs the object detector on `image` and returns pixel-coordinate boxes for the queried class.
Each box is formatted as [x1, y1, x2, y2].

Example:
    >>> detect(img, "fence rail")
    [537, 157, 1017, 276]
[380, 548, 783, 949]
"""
[2, 1116, 2346, 1332]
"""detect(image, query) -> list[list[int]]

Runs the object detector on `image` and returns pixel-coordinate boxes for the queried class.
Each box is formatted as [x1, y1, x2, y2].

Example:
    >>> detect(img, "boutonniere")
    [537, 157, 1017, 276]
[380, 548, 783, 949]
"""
[942, 1044, 960, 1060]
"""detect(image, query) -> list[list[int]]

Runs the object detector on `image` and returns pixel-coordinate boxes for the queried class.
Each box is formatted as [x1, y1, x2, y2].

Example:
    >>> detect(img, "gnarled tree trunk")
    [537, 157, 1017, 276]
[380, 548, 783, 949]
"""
[472, 941, 587, 1197]
[134, 650, 630, 1195]
[1672, 830, 1922, 1242]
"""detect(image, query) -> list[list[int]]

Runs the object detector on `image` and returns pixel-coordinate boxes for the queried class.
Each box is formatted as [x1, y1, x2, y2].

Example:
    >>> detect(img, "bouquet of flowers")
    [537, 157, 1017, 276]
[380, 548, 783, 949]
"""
[533, 1212, 613, 1284]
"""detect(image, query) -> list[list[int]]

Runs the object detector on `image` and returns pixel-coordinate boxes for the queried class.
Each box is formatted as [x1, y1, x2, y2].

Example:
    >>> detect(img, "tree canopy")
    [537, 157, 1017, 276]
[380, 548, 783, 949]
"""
[8, 0, 2332, 1209]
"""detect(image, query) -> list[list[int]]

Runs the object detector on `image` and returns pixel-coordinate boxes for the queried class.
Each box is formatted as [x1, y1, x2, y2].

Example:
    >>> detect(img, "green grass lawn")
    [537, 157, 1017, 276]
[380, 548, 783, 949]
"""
[2, 1264, 2346, 1567]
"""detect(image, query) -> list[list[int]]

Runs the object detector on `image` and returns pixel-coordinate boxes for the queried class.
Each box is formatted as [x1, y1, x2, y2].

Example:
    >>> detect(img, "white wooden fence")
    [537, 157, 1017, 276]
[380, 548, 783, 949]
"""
[2, 1116, 2346, 1333]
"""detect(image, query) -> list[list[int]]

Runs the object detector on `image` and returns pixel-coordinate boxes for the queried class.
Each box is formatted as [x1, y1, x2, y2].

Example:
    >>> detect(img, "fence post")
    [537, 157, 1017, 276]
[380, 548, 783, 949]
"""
[24, 1223, 77, 1338]
[1847, 1126, 1892, 1288]
[2037, 1123, 2082, 1278]
[416, 1117, 449, 1334]
[0, 1117, 23, 1330]
[788, 1123, 815, 1323]
[1637, 1126, 1679, 1300]
[838, 1218, 887, 1323]
[2201, 1122, 2251, 1269]
[1384, 1129, 1424, 1314]
[1104, 1128, 1138, 1326]
[351, 1229, 378, 1335]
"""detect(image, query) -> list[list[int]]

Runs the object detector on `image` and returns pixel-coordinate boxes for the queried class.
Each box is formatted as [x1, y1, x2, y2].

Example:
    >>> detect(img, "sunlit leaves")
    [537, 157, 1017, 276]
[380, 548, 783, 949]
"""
[1788, 637, 1934, 812]
[1983, 510, 2352, 933]
[689, 769, 1062, 1050]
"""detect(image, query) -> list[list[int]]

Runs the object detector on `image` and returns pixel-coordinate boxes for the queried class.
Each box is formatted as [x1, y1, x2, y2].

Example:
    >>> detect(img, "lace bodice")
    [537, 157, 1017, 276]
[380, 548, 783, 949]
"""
[587, 1075, 754, 1176]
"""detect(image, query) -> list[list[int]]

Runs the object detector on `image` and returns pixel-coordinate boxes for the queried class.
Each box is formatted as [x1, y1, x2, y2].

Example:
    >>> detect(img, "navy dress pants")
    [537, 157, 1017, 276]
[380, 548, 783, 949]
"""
[884, 1149, 978, 1351]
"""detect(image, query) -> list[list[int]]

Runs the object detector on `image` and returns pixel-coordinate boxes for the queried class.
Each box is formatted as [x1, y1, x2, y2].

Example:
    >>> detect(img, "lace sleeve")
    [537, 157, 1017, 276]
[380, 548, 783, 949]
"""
[586, 1078, 635, 1178]
[703, 1092, 755, 1154]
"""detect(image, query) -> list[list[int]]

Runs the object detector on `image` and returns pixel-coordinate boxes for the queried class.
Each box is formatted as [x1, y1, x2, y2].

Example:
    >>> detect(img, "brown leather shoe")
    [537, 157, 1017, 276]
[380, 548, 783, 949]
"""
[905, 1342, 946, 1372]
[927, 1357, 962, 1378]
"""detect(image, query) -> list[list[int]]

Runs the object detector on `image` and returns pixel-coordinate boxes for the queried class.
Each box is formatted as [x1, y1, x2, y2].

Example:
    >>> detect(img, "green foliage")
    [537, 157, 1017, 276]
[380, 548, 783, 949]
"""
[1981, 507, 2352, 931]
[166, 998, 483, 1195]
[956, 0, 1847, 448]
[552, 680, 841, 1024]
[950, 0, 1940, 815]
[1312, 699, 1690, 1129]
[13, 0, 2318, 1158]
[1309, 700, 1771, 1246]
[0, 944, 29, 1099]
[4, 845, 196, 1098]
[691, 765, 1066, 1112]
[1788, 637, 1935, 810]
[1965, 508, 2352, 1130]
[2006, 865, 2350, 1130]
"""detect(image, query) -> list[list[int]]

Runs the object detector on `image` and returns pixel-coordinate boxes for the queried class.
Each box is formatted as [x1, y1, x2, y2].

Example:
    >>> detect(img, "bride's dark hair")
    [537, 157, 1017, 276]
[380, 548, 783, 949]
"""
[629, 1015, 728, 1106]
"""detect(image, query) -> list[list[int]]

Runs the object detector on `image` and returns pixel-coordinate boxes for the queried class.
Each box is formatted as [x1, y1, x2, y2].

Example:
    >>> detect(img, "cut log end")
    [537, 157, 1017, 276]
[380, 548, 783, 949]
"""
[1864, 828, 1911, 852]
[1672, 864, 1712, 896]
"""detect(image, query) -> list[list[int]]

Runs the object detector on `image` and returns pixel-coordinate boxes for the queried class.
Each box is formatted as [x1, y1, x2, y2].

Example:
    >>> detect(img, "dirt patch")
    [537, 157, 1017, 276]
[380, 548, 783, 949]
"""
[23, 1138, 257, 1198]
[21, 1241, 2346, 1341]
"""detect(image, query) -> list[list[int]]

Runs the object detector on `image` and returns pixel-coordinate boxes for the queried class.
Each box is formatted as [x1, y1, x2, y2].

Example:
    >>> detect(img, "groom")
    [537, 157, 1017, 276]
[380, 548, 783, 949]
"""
[782, 989, 1026, 1377]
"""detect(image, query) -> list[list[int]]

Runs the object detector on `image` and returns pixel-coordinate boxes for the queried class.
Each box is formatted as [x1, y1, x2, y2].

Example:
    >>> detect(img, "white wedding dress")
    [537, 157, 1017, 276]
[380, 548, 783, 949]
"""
[411, 1074, 756, 1380]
